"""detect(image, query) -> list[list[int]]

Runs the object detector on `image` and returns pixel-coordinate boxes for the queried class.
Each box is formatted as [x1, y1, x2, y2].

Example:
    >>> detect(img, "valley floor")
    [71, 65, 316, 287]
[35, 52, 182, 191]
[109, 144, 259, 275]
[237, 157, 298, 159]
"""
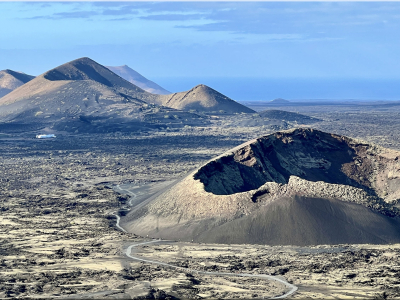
[1, 104, 400, 299]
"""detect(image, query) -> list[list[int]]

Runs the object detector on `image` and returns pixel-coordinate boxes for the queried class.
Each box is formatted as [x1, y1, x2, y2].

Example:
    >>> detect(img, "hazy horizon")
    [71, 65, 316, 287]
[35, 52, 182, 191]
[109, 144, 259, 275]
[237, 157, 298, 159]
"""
[152, 76, 400, 101]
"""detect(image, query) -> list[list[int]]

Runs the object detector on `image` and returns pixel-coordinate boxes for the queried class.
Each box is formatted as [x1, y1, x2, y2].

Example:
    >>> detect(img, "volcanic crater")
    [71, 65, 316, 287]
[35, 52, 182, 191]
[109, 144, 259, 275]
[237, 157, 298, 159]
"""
[194, 128, 390, 196]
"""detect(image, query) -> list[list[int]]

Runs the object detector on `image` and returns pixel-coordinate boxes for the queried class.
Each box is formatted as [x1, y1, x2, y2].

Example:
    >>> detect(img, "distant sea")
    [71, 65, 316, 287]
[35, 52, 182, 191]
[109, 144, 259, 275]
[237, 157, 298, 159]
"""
[153, 77, 400, 101]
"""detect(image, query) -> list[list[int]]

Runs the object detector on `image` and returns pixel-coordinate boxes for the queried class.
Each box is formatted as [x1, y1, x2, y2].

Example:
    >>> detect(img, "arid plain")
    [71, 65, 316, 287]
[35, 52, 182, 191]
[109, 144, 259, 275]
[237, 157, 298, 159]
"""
[1, 100, 400, 299]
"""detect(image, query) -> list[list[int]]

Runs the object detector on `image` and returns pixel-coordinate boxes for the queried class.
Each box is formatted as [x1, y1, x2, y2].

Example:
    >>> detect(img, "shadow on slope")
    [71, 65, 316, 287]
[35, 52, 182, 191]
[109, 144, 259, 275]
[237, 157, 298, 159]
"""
[190, 196, 400, 246]
[43, 57, 138, 90]
[3, 70, 35, 84]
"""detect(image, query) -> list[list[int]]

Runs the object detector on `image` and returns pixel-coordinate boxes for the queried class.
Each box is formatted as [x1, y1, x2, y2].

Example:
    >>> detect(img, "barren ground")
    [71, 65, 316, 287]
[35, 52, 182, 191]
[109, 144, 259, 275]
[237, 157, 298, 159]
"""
[1, 103, 400, 299]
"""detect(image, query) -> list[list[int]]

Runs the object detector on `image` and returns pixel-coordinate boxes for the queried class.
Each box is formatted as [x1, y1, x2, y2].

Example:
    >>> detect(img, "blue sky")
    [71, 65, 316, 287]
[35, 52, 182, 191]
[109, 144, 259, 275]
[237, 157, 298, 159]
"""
[1, 2, 400, 100]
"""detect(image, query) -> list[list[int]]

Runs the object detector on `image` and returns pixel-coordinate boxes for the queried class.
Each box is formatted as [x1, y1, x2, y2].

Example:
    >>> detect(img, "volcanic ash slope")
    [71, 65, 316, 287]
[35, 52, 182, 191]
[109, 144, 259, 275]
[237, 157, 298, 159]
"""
[0, 57, 167, 132]
[154, 84, 255, 114]
[124, 128, 400, 245]
[0, 57, 158, 118]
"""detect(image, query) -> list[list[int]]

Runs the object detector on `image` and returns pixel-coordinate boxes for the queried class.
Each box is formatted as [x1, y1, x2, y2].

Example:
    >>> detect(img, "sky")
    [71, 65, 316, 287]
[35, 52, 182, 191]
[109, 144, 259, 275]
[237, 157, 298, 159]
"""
[1, 1, 400, 100]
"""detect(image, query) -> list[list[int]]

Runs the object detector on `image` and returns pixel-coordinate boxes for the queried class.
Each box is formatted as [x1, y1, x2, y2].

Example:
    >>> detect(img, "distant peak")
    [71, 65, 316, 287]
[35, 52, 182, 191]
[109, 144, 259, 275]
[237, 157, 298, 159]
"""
[193, 84, 212, 90]
[106, 65, 171, 95]
[64, 57, 104, 67]
[42, 57, 114, 86]
[72, 57, 94, 62]
[270, 98, 290, 103]
[0, 69, 35, 83]
[112, 64, 129, 68]
[3, 69, 28, 75]
[46, 57, 103, 69]
[2, 69, 19, 75]
[192, 84, 223, 95]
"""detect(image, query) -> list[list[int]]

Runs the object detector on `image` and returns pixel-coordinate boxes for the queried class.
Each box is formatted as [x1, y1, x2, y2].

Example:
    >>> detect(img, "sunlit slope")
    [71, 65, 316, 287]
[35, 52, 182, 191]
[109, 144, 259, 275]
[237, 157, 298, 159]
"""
[0, 57, 207, 132]
[0, 57, 161, 120]
[154, 84, 255, 113]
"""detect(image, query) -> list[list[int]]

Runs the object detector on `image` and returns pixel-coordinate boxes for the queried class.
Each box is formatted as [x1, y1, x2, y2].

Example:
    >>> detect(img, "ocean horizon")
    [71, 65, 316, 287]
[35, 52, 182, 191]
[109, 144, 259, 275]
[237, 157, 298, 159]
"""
[153, 77, 400, 102]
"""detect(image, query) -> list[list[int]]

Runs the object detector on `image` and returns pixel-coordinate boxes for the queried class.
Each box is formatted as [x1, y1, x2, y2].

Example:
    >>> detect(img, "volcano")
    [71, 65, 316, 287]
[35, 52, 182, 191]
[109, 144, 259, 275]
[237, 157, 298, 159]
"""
[154, 84, 255, 114]
[123, 128, 400, 245]
[0, 57, 205, 132]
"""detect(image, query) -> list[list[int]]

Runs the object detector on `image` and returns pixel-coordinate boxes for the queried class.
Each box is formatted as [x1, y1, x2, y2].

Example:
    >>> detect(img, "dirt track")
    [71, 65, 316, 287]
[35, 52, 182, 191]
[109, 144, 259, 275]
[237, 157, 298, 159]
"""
[125, 240, 298, 299]
[113, 185, 297, 299]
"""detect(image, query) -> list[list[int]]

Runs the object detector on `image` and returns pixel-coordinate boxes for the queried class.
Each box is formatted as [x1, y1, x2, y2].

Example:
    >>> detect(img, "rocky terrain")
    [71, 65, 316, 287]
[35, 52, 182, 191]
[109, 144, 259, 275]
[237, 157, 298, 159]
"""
[0, 128, 244, 299]
[1, 101, 400, 298]
[0, 69, 35, 98]
[219, 109, 321, 128]
[131, 241, 400, 299]
[106, 65, 171, 95]
[244, 99, 400, 150]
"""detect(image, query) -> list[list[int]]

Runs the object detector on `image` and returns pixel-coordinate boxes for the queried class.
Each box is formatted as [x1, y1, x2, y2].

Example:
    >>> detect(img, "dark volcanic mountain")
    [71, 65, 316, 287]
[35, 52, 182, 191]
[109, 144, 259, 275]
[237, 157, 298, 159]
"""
[0, 69, 35, 98]
[229, 109, 321, 128]
[106, 65, 170, 95]
[123, 128, 400, 245]
[259, 109, 321, 124]
[269, 98, 290, 104]
[0, 57, 205, 133]
[154, 84, 255, 114]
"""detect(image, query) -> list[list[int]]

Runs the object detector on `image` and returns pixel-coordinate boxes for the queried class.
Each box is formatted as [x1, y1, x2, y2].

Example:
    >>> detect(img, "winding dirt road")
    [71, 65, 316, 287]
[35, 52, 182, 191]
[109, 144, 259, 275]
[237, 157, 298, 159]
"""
[113, 184, 298, 299]
[111, 184, 137, 233]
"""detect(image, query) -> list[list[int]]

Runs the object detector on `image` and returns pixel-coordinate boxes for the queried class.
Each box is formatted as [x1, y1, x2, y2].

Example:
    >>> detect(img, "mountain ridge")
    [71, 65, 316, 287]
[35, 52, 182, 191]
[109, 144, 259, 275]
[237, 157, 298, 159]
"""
[0, 57, 254, 133]
[0, 57, 211, 133]
[0, 57, 158, 109]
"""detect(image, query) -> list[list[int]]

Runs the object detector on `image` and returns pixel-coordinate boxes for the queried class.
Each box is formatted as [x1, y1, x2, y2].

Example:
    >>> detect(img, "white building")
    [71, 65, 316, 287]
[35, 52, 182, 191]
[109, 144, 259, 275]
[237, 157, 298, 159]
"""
[36, 134, 56, 139]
